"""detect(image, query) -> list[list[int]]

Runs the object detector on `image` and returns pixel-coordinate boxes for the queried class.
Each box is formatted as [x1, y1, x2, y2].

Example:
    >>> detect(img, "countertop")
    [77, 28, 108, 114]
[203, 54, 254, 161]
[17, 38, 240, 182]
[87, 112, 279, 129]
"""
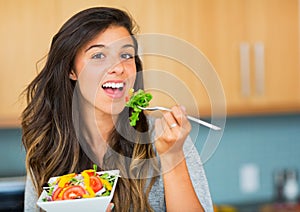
[0, 176, 25, 211]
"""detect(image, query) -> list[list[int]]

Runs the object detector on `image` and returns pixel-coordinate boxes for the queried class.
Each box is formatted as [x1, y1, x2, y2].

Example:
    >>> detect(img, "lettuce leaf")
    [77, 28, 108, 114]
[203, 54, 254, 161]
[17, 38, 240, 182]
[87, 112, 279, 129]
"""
[125, 89, 152, 126]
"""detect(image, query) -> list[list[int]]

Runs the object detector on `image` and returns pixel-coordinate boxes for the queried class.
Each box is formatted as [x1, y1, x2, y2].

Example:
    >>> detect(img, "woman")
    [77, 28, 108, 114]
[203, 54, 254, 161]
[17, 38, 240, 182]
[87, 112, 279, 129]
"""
[22, 7, 213, 211]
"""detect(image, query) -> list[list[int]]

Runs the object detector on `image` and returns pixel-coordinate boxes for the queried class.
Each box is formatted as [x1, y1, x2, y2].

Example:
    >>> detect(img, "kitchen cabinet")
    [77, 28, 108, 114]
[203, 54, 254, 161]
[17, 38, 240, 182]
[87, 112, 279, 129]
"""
[1, 0, 299, 127]
[195, 0, 300, 115]
[138, 0, 300, 115]
[0, 1, 60, 127]
[134, 0, 300, 117]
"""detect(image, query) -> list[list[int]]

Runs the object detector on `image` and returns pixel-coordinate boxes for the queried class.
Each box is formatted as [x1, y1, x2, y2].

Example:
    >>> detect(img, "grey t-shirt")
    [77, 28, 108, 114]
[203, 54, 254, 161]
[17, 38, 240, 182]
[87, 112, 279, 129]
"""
[24, 119, 213, 211]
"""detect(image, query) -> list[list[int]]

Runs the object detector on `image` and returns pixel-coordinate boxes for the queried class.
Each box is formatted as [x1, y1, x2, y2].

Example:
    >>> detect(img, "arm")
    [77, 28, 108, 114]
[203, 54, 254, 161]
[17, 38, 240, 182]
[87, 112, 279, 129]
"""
[161, 152, 204, 212]
[155, 106, 205, 212]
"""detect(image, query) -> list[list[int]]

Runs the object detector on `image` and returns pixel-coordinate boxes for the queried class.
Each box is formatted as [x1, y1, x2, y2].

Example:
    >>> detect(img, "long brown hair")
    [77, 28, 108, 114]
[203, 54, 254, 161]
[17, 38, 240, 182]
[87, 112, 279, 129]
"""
[22, 7, 158, 211]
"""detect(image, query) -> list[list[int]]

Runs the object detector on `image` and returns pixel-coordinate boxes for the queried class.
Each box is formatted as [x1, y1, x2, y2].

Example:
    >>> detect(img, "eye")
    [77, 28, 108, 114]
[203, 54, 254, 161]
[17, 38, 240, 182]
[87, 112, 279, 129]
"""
[120, 53, 134, 60]
[92, 52, 105, 59]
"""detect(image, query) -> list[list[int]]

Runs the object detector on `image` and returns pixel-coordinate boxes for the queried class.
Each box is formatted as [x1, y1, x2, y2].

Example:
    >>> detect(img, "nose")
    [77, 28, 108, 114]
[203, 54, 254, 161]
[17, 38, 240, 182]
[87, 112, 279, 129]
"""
[108, 60, 124, 75]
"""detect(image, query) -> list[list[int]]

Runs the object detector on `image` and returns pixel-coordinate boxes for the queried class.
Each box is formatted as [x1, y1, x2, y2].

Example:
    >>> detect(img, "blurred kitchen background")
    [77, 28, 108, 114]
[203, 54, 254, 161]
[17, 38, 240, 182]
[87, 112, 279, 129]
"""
[0, 0, 300, 211]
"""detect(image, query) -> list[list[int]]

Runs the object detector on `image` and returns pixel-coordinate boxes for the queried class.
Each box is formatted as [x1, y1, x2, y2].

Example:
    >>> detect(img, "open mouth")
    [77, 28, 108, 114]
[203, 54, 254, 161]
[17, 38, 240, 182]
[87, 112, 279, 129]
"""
[101, 81, 125, 98]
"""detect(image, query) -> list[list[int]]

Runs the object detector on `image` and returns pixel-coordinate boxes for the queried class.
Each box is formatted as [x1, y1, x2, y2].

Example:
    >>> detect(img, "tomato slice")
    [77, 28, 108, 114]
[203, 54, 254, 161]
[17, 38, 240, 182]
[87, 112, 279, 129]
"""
[62, 186, 86, 200]
[90, 175, 103, 192]
[52, 187, 63, 201]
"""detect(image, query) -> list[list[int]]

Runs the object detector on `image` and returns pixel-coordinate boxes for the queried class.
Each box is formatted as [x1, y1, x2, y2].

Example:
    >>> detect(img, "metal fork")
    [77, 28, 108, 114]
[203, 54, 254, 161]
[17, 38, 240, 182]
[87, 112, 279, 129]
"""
[137, 106, 221, 131]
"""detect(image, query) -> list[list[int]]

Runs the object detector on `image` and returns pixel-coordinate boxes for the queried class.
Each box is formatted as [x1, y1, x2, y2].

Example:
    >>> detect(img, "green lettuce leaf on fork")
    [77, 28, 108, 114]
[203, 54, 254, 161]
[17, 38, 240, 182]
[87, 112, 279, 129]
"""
[125, 89, 152, 126]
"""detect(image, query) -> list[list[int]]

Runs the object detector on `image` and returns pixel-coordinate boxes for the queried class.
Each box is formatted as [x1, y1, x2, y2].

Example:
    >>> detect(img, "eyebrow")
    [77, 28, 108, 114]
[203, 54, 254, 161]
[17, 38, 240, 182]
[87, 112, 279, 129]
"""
[85, 44, 105, 52]
[85, 43, 135, 52]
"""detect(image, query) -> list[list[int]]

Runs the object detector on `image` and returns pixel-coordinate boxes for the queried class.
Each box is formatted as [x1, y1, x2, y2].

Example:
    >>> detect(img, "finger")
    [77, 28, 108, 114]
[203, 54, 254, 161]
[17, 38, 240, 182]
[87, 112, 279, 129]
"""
[171, 106, 192, 133]
[106, 203, 115, 212]
[155, 118, 178, 146]
[172, 105, 191, 126]
[163, 106, 188, 131]
[154, 118, 163, 138]
[171, 106, 184, 126]
[162, 109, 179, 129]
[158, 117, 174, 136]
[155, 118, 170, 139]
[180, 105, 187, 114]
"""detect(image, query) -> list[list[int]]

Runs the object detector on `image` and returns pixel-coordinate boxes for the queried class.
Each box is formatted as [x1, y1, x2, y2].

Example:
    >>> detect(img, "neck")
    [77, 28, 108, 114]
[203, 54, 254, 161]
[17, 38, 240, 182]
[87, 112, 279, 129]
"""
[77, 100, 118, 166]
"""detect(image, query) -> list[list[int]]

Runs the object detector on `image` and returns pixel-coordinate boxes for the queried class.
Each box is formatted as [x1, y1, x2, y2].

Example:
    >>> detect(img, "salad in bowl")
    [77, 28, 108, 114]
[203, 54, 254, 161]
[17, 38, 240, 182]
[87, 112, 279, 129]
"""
[37, 166, 119, 212]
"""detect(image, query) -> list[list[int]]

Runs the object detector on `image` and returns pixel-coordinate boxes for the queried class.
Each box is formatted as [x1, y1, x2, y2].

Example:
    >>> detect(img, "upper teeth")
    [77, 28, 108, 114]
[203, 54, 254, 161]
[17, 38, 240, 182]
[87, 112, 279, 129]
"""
[102, 82, 124, 89]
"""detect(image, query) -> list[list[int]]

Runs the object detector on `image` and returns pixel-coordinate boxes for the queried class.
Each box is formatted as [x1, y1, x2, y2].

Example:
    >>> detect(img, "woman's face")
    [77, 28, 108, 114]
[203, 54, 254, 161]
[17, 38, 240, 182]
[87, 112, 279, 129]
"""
[71, 26, 137, 116]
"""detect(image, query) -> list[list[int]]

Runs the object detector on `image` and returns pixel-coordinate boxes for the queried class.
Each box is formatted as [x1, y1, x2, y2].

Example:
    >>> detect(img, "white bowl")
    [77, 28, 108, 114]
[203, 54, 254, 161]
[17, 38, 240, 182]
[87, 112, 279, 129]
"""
[37, 170, 119, 212]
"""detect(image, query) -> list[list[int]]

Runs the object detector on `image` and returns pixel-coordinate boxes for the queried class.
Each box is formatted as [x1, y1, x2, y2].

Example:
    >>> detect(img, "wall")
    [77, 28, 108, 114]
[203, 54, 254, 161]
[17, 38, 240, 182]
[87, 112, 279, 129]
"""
[0, 128, 25, 177]
[0, 113, 299, 204]
[199, 113, 300, 204]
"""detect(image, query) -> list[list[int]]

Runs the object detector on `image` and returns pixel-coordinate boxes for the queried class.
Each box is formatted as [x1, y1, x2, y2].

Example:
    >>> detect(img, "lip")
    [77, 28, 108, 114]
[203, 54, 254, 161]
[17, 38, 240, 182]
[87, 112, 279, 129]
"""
[101, 80, 126, 99]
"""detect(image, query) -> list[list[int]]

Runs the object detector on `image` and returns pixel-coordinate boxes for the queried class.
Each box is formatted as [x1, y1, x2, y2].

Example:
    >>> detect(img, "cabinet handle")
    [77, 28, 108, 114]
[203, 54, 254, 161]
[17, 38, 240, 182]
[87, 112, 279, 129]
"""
[254, 42, 265, 95]
[240, 43, 251, 96]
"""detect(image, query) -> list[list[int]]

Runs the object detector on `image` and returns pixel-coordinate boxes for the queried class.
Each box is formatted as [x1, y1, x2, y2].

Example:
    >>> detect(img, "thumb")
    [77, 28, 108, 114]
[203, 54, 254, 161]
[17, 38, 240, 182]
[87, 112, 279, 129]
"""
[105, 203, 115, 212]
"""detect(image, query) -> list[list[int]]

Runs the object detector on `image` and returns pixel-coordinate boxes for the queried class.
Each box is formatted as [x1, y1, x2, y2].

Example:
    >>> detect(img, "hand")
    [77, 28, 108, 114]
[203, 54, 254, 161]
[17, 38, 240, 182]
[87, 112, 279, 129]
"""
[105, 203, 115, 212]
[154, 106, 191, 168]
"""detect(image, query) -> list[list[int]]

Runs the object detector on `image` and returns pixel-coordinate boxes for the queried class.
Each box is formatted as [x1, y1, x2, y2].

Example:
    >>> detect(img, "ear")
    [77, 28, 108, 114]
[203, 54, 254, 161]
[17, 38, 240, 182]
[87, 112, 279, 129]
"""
[69, 70, 78, 80]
